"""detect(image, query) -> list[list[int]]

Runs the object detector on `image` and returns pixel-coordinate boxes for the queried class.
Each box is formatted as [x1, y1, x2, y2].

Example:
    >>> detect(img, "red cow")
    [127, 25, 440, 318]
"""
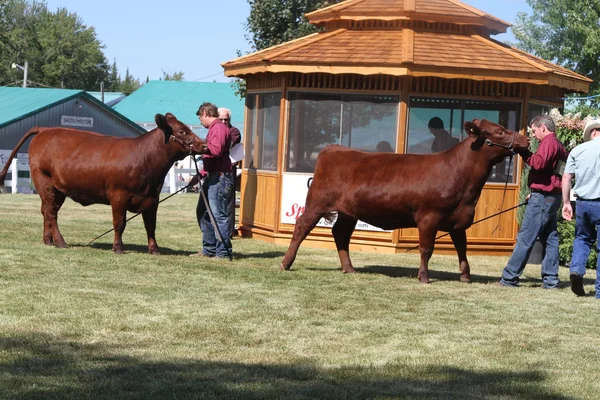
[0, 113, 207, 254]
[281, 119, 530, 283]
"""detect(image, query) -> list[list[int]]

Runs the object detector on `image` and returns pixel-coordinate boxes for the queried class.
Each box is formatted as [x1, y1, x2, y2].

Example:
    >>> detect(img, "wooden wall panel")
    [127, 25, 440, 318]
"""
[240, 171, 279, 229]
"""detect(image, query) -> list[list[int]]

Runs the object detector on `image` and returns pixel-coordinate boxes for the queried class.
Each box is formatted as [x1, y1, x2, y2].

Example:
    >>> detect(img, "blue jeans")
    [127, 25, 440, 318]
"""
[196, 172, 234, 258]
[501, 192, 561, 288]
[569, 199, 600, 298]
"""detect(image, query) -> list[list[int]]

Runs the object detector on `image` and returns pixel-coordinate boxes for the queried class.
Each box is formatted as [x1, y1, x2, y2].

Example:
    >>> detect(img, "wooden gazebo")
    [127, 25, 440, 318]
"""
[222, 0, 591, 255]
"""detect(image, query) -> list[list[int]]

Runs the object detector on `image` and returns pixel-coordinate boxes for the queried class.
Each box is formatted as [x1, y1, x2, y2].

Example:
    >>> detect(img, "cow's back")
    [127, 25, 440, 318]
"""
[29, 128, 141, 205]
[308, 143, 474, 229]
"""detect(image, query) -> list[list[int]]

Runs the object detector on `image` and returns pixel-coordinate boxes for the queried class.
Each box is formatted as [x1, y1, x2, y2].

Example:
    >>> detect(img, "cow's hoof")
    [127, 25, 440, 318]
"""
[418, 276, 430, 284]
[280, 262, 291, 271]
[113, 248, 124, 254]
[149, 250, 160, 256]
[460, 276, 471, 283]
[342, 267, 356, 274]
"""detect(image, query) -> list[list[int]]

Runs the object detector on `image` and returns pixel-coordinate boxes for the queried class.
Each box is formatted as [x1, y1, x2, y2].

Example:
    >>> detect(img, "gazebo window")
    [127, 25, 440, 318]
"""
[245, 92, 281, 171]
[407, 96, 521, 183]
[286, 92, 399, 173]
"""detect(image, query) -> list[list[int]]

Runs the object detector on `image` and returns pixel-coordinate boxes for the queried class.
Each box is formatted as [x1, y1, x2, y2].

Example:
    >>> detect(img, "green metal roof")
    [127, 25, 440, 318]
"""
[0, 87, 81, 127]
[0, 86, 145, 133]
[113, 80, 245, 127]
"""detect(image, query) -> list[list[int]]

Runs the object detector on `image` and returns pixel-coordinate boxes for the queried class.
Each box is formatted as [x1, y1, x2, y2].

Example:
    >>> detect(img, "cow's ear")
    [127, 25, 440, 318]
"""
[464, 121, 480, 138]
[155, 114, 173, 140]
[165, 112, 176, 121]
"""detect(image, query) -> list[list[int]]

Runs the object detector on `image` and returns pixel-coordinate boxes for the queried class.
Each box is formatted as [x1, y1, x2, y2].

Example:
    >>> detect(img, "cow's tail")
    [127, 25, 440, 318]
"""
[0, 127, 41, 188]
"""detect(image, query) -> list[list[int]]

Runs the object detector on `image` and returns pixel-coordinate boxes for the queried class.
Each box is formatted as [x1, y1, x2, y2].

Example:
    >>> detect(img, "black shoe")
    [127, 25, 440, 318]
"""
[570, 273, 585, 297]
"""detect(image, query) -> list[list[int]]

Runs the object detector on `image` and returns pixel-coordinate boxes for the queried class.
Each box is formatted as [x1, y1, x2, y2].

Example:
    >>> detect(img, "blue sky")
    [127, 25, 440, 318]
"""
[43, 0, 533, 84]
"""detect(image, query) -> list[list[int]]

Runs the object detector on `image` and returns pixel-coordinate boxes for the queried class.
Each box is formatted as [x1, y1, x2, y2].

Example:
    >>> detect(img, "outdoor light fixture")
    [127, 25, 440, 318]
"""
[11, 61, 28, 88]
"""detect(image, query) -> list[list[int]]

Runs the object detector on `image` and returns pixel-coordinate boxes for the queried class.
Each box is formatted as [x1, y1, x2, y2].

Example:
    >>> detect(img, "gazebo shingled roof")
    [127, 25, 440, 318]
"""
[223, 0, 591, 93]
[306, 0, 510, 32]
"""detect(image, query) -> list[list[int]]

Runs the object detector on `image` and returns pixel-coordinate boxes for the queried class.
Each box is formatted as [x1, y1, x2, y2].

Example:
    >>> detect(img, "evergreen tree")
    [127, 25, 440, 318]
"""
[121, 67, 141, 95]
[107, 59, 121, 92]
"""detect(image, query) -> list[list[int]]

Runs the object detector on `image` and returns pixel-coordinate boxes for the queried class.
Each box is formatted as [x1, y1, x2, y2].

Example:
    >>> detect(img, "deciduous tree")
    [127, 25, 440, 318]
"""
[511, 0, 600, 109]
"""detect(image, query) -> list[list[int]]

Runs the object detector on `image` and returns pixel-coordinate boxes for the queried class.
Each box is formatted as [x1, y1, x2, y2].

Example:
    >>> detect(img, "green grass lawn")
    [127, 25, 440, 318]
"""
[0, 193, 598, 399]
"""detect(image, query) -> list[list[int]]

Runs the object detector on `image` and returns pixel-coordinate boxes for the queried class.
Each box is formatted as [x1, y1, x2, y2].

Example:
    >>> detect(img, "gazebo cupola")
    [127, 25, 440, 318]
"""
[222, 0, 591, 256]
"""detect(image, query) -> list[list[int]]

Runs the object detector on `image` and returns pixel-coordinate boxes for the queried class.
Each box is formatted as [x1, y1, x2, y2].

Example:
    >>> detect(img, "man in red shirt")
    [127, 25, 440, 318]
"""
[190, 102, 234, 258]
[499, 114, 567, 289]
[218, 107, 241, 238]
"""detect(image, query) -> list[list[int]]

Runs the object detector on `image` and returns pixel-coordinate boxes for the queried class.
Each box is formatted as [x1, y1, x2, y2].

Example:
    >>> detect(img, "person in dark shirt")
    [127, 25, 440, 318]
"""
[499, 114, 567, 289]
[428, 117, 459, 153]
[218, 107, 241, 238]
[189, 102, 234, 259]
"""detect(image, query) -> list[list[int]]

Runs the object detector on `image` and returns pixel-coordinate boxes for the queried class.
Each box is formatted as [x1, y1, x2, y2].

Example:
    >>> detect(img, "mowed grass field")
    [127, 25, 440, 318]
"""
[0, 193, 599, 399]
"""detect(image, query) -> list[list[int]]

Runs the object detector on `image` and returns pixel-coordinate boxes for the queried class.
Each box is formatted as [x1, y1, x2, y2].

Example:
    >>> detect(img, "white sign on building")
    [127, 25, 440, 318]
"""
[280, 173, 388, 232]
[61, 115, 94, 128]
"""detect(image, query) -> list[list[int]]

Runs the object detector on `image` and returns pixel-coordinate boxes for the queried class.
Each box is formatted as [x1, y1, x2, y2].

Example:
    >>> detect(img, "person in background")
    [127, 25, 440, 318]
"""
[189, 102, 234, 259]
[499, 114, 567, 289]
[218, 107, 242, 238]
[428, 117, 459, 153]
[561, 118, 600, 298]
[376, 141, 394, 152]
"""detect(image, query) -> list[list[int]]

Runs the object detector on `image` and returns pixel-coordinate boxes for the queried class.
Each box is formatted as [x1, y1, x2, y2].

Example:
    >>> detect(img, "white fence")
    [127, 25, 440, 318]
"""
[0, 152, 34, 194]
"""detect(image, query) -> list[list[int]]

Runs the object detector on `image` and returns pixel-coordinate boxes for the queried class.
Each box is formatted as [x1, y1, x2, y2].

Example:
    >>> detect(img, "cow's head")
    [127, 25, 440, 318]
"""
[155, 113, 208, 155]
[464, 119, 530, 158]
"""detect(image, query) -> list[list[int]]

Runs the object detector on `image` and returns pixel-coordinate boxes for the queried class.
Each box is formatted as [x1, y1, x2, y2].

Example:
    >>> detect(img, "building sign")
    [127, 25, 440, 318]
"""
[61, 115, 93, 128]
[280, 173, 389, 232]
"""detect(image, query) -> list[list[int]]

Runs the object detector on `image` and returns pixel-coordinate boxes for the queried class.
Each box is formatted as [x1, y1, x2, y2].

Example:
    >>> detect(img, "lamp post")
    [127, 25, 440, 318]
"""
[11, 61, 28, 88]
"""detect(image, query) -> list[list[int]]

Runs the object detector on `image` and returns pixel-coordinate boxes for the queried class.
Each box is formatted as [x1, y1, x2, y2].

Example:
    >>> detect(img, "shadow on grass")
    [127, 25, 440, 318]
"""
[232, 251, 286, 260]
[0, 333, 573, 400]
[71, 242, 189, 256]
[307, 265, 556, 286]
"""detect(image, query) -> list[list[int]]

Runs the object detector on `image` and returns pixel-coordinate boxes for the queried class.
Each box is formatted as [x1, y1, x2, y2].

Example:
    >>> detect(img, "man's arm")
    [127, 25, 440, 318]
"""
[561, 172, 574, 220]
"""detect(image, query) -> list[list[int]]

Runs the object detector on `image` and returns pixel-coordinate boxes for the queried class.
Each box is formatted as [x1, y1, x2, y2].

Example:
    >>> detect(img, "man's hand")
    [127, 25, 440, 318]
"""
[189, 174, 200, 187]
[562, 203, 573, 221]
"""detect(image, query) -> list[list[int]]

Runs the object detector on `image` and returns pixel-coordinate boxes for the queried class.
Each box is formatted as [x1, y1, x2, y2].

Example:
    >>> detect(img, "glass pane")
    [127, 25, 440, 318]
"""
[258, 93, 280, 171]
[287, 93, 342, 172]
[245, 93, 281, 171]
[408, 96, 521, 183]
[286, 92, 399, 172]
[245, 95, 256, 169]
[406, 98, 462, 154]
[341, 94, 399, 152]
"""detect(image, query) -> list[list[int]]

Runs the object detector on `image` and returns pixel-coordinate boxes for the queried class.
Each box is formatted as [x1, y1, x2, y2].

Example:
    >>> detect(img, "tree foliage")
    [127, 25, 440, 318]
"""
[245, 0, 341, 52]
[235, 0, 342, 98]
[0, 0, 109, 90]
[511, 0, 600, 108]
[161, 70, 185, 81]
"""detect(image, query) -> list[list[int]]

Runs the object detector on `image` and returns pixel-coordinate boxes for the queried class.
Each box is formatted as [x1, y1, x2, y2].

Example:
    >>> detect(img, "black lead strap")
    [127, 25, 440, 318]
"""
[404, 200, 528, 253]
[86, 182, 193, 246]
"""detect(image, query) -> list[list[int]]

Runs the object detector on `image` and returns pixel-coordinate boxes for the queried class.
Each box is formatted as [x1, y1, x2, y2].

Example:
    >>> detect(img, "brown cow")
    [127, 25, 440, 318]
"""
[0, 113, 207, 254]
[281, 119, 530, 283]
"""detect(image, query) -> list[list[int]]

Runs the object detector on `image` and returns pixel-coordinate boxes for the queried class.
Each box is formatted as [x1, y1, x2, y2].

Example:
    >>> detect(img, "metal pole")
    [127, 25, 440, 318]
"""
[23, 61, 28, 88]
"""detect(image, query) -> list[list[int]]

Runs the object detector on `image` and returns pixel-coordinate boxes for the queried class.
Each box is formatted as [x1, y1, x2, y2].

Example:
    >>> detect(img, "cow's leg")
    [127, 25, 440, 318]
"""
[332, 213, 358, 273]
[450, 230, 471, 283]
[33, 170, 67, 248]
[142, 204, 160, 255]
[416, 224, 437, 284]
[110, 198, 128, 254]
[281, 208, 325, 271]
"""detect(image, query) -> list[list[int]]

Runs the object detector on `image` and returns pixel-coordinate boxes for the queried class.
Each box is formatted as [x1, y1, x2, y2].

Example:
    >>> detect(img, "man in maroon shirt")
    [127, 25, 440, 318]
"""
[218, 107, 241, 238]
[499, 114, 567, 289]
[190, 102, 234, 258]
